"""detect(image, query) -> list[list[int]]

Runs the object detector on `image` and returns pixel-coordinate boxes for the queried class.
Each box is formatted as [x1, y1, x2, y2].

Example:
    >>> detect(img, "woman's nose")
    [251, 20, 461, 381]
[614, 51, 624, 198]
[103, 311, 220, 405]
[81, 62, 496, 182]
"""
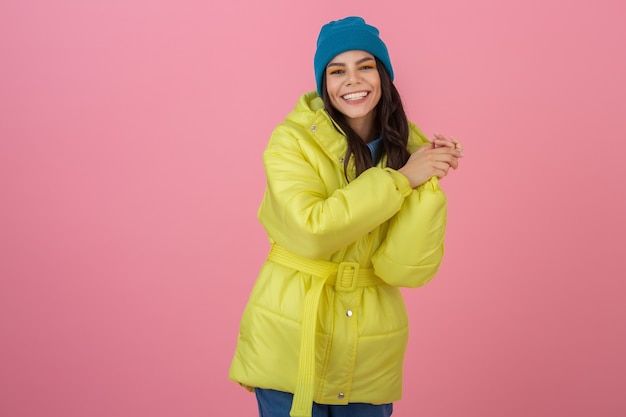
[346, 69, 360, 85]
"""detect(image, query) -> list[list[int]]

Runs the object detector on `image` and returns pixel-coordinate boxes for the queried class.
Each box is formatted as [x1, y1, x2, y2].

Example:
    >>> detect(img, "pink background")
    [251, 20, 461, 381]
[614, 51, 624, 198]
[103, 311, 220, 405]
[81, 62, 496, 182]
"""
[1, 0, 625, 416]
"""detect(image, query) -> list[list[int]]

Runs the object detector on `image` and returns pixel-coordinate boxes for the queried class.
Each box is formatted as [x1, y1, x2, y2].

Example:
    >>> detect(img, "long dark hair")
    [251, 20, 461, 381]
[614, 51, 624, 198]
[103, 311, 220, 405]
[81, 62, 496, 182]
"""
[322, 58, 411, 179]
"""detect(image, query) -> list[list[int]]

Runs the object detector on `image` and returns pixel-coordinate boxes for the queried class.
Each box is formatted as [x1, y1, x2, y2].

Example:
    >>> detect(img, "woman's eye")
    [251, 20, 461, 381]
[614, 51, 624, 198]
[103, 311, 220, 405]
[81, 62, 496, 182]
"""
[329, 69, 345, 75]
[360, 65, 374, 70]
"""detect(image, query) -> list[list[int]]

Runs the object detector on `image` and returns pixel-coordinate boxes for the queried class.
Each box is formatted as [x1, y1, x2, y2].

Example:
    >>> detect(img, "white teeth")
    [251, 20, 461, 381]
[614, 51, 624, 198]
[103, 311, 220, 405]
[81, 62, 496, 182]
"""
[342, 92, 368, 100]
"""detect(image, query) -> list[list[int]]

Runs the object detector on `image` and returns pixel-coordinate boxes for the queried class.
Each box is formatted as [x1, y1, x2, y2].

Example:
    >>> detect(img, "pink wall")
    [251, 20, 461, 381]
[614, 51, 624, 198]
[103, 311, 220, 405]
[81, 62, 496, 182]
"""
[1, 1, 625, 416]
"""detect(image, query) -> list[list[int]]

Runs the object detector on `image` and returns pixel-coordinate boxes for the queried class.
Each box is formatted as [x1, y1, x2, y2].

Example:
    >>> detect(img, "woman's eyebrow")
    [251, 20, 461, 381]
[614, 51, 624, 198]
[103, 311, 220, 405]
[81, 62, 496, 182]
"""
[327, 57, 375, 68]
[327, 62, 346, 68]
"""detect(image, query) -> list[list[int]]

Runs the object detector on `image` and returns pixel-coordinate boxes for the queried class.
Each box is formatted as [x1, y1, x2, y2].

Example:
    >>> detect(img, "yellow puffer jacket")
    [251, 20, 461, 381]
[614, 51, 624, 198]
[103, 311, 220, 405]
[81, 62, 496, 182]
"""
[229, 91, 447, 417]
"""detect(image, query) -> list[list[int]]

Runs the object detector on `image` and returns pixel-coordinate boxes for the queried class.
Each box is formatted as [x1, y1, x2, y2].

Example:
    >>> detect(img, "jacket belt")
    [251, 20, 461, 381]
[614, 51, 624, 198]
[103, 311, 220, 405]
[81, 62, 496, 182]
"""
[267, 244, 384, 417]
[268, 244, 383, 291]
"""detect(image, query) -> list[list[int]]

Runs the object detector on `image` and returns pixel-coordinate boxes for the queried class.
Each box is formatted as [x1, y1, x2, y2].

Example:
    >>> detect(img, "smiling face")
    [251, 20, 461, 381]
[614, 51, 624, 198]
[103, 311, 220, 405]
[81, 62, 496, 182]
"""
[325, 50, 382, 141]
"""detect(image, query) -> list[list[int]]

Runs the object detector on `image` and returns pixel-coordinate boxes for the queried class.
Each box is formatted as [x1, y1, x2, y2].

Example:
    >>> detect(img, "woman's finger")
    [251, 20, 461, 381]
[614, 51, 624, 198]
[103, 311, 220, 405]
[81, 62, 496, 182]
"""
[433, 133, 464, 155]
[450, 136, 463, 154]
[432, 138, 455, 149]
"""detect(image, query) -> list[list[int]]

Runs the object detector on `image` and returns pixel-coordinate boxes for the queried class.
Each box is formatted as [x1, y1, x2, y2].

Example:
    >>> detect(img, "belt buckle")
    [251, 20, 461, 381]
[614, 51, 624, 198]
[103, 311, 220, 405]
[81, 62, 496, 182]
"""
[335, 262, 360, 292]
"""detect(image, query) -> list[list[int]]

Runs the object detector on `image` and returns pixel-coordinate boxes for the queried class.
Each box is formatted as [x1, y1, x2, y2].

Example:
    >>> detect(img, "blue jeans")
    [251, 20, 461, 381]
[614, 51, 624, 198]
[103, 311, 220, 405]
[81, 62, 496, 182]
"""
[255, 388, 393, 417]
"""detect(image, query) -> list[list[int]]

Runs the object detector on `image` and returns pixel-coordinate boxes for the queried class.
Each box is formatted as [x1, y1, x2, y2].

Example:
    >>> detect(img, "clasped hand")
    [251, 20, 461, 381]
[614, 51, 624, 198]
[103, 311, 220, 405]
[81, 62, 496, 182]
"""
[398, 133, 463, 188]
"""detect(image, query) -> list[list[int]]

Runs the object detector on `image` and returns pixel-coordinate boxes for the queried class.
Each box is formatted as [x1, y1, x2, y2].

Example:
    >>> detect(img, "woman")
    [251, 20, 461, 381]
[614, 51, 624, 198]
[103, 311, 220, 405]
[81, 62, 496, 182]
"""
[229, 16, 463, 417]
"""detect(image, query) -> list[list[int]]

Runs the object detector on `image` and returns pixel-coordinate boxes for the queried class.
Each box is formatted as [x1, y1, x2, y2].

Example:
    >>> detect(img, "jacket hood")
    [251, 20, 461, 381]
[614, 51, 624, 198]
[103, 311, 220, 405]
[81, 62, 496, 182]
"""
[286, 90, 327, 126]
[282, 91, 351, 169]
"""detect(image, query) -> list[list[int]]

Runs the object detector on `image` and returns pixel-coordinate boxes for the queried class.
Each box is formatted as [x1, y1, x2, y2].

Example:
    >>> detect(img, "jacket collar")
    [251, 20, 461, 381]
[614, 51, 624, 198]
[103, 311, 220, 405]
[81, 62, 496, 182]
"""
[286, 91, 352, 170]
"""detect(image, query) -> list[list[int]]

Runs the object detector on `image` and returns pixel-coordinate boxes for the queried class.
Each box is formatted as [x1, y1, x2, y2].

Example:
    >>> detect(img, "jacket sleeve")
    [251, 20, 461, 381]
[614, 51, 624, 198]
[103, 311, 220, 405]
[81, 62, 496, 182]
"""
[258, 125, 413, 259]
[371, 176, 447, 288]
[371, 123, 447, 288]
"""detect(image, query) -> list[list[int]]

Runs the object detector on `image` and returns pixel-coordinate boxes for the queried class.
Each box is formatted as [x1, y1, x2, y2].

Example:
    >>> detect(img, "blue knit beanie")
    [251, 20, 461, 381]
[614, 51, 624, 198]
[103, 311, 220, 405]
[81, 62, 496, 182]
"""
[314, 16, 394, 97]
